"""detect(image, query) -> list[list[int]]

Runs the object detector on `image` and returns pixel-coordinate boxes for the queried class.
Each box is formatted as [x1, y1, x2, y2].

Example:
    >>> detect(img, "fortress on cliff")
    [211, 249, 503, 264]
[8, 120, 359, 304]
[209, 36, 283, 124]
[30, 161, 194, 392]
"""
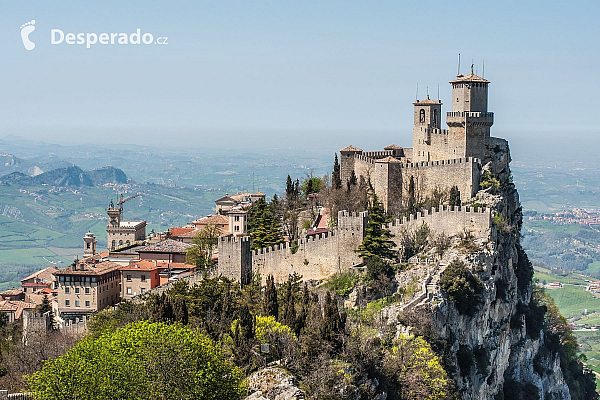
[218, 68, 508, 283]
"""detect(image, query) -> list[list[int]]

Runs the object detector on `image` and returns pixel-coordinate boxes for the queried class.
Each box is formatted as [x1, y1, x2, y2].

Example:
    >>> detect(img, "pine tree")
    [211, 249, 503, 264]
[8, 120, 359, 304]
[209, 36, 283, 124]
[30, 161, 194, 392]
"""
[449, 185, 461, 207]
[357, 193, 397, 261]
[248, 198, 283, 250]
[262, 275, 279, 319]
[332, 153, 342, 189]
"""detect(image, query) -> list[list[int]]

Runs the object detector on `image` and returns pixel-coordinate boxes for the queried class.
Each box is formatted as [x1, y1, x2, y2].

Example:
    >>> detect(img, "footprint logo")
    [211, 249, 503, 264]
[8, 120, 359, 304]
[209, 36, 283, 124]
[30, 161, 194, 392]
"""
[20, 20, 36, 50]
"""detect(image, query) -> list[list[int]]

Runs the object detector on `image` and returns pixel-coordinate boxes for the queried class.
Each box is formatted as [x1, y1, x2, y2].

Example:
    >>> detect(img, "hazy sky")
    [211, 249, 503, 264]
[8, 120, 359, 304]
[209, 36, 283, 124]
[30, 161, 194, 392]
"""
[1, 0, 598, 162]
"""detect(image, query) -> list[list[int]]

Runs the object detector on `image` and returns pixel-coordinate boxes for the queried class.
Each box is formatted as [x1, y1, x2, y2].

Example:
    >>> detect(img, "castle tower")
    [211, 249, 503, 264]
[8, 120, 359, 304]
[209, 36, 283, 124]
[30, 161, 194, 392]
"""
[446, 66, 494, 160]
[339, 145, 363, 185]
[412, 94, 442, 162]
[83, 231, 97, 257]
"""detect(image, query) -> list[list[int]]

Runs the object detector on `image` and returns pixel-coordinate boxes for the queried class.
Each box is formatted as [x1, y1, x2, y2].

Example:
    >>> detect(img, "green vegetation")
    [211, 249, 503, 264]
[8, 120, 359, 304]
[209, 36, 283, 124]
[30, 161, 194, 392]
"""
[186, 223, 220, 272]
[480, 170, 500, 193]
[356, 193, 397, 261]
[439, 260, 483, 316]
[28, 321, 246, 400]
[247, 197, 283, 250]
[322, 271, 361, 297]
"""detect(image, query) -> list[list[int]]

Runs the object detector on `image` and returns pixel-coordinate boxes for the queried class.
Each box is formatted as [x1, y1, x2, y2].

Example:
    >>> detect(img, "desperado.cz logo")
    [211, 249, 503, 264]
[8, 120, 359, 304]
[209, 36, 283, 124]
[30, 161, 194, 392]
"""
[20, 20, 168, 50]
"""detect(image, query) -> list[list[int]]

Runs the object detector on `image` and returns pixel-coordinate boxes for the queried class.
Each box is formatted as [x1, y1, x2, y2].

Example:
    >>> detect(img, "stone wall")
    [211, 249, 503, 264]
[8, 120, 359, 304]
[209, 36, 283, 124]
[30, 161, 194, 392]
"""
[386, 205, 491, 247]
[217, 235, 251, 283]
[400, 157, 481, 201]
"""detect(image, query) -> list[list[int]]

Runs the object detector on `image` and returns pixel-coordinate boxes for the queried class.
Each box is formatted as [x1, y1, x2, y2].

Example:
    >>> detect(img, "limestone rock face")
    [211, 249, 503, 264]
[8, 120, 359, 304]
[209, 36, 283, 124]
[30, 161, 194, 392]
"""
[245, 367, 306, 400]
[377, 143, 572, 399]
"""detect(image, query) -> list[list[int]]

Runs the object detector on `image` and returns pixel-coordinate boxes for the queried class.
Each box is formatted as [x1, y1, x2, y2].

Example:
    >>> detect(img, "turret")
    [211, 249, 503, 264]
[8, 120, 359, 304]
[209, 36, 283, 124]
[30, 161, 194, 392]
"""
[412, 95, 443, 162]
[83, 231, 97, 257]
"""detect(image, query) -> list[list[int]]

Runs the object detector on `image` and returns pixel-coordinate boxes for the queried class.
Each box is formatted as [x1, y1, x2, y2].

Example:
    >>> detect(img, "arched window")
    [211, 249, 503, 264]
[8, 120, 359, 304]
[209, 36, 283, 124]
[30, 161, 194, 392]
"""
[419, 109, 425, 123]
[119, 240, 123, 246]
[112, 240, 116, 248]
[433, 109, 438, 125]
[126, 240, 130, 245]
[86, 242, 90, 249]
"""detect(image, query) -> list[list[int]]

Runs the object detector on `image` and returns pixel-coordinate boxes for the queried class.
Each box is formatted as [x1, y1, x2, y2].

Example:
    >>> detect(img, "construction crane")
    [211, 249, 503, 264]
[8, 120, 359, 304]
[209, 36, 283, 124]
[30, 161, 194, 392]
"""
[117, 193, 140, 212]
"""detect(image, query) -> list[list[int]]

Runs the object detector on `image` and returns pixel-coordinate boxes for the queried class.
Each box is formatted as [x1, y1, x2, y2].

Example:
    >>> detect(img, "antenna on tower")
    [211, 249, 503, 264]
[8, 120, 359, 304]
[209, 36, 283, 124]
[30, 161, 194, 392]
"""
[482, 60, 485, 78]
[471, 61, 474, 75]
[457, 53, 461, 76]
[426, 86, 429, 98]
[415, 83, 419, 100]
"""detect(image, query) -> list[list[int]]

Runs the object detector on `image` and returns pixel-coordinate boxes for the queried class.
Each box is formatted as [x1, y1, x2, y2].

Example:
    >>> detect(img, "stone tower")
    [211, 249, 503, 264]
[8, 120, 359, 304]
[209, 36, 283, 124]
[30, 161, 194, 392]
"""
[412, 95, 443, 162]
[83, 231, 97, 257]
[106, 200, 121, 228]
[446, 66, 494, 160]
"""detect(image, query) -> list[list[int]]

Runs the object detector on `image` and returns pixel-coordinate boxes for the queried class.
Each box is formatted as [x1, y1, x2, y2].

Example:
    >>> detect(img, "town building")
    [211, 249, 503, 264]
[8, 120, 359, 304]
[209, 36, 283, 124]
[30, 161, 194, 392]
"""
[106, 195, 146, 251]
[53, 259, 122, 321]
[120, 260, 161, 300]
[215, 191, 265, 213]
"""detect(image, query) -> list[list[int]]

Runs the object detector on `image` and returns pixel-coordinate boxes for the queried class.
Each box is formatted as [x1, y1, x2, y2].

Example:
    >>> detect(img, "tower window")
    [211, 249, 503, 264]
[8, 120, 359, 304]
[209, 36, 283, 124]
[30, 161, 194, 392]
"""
[419, 109, 425, 123]
[433, 109, 438, 125]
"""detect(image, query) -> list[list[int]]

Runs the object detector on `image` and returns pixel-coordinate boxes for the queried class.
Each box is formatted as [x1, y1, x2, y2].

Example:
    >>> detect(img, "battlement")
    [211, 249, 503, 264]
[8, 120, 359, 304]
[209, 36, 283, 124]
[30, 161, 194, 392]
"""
[251, 230, 335, 256]
[219, 235, 251, 244]
[416, 127, 449, 136]
[401, 157, 480, 169]
[354, 153, 377, 165]
[387, 205, 491, 242]
[362, 150, 395, 159]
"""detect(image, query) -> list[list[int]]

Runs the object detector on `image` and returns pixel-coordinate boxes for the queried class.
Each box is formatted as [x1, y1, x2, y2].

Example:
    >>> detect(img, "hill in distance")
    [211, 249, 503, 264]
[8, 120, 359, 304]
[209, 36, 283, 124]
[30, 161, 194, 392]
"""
[0, 165, 128, 187]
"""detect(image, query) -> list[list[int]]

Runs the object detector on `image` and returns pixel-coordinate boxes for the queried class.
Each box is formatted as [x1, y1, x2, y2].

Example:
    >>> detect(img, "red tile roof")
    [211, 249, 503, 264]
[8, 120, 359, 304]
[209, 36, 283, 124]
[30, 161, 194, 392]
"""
[193, 214, 229, 226]
[340, 145, 363, 152]
[121, 260, 162, 271]
[169, 227, 196, 237]
[21, 267, 59, 283]
[0, 300, 37, 319]
[54, 261, 122, 276]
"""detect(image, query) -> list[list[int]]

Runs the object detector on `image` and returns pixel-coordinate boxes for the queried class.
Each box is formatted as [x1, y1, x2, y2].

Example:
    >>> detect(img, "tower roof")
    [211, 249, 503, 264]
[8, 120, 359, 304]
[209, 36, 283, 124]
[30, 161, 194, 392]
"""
[450, 73, 489, 84]
[340, 145, 363, 152]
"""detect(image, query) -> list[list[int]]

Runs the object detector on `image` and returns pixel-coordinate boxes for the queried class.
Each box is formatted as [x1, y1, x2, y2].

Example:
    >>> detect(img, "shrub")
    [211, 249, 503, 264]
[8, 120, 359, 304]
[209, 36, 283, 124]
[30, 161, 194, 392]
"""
[481, 170, 500, 193]
[439, 260, 483, 316]
[28, 321, 246, 400]
[323, 271, 360, 297]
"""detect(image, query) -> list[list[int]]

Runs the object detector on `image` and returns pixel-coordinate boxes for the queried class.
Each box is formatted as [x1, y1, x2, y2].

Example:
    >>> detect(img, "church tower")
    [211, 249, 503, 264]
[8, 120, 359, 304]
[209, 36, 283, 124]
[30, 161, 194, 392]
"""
[446, 66, 494, 160]
[412, 94, 442, 162]
[83, 231, 97, 257]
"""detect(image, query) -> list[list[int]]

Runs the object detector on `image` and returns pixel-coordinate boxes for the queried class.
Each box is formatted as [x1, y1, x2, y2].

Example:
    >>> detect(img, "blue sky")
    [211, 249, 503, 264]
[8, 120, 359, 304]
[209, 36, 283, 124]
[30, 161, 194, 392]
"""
[1, 0, 598, 161]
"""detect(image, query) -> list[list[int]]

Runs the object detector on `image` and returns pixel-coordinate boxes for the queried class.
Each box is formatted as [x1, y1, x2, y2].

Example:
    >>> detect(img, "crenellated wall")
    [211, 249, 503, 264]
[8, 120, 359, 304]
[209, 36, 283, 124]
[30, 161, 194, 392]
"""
[217, 207, 492, 284]
[386, 205, 491, 247]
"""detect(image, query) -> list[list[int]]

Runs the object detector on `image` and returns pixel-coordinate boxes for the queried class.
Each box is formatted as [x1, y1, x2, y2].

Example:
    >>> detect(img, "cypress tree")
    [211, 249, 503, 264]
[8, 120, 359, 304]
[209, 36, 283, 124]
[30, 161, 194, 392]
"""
[286, 175, 294, 198]
[173, 297, 189, 325]
[408, 175, 416, 213]
[283, 280, 296, 329]
[262, 275, 279, 319]
[332, 153, 342, 189]
[449, 185, 461, 207]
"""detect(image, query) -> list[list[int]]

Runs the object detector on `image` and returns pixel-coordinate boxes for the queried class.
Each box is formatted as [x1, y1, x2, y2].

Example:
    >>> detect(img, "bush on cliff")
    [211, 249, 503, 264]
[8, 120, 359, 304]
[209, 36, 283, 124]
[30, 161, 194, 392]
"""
[439, 260, 483, 316]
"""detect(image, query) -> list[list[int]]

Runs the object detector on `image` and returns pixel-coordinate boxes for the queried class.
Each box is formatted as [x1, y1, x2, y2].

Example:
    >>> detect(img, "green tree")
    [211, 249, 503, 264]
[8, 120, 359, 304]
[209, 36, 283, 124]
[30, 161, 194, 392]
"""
[332, 153, 342, 189]
[449, 185, 461, 207]
[28, 321, 246, 400]
[186, 223, 221, 272]
[262, 275, 279, 319]
[248, 198, 283, 250]
[439, 260, 483, 316]
[356, 193, 397, 261]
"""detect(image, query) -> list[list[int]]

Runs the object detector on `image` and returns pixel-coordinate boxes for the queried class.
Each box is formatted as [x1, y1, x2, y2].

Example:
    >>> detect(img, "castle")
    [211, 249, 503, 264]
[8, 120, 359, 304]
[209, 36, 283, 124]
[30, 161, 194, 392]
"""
[218, 68, 506, 283]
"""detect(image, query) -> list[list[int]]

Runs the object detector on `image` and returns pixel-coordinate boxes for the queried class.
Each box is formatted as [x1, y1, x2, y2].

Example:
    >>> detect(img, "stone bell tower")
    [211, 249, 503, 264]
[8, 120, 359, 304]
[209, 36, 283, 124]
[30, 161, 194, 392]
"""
[83, 231, 97, 257]
[412, 94, 442, 162]
[446, 65, 494, 160]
